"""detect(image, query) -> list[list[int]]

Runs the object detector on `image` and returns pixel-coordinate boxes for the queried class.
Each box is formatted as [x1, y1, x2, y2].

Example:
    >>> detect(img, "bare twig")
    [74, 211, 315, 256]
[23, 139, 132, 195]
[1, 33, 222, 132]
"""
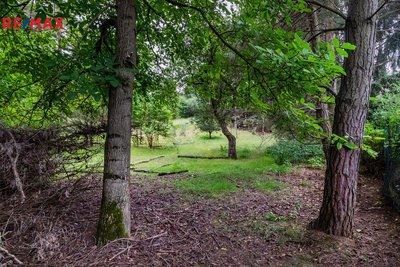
[0, 124, 25, 202]
[0, 246, 23, 265]
[108, 245, 134, 261]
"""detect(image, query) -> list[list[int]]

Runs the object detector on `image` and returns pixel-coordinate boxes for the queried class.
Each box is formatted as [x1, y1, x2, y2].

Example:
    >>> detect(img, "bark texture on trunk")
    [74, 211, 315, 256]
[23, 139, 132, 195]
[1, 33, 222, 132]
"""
[211, 99, 237, 159]
[313, 0, 377, 237]
[307, 5, 332, 159]
[97, 0, 136, 245]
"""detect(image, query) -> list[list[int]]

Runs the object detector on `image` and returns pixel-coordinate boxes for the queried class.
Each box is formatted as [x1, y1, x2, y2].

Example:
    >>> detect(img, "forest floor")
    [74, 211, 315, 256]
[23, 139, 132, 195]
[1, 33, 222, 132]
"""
[1, 168, 399, 266]
[1, 121, 400, 266]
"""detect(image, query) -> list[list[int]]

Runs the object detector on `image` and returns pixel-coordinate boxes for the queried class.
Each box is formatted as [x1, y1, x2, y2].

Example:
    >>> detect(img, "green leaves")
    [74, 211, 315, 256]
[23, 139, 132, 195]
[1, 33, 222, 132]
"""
[333, 38, 340, 48]
[342, 43, 357, 50]
[294, 34, 311, 52]
[109, 77, 120, 88]
[336, 48, 348, 57]
[332, 38, 357, 58]
[362, 144, 378, 159]
[331, 134, 360, 151]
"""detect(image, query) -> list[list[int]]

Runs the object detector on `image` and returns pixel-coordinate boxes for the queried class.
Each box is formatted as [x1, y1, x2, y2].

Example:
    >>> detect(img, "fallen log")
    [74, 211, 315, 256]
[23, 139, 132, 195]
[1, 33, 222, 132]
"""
[132, 156, 164, 165]
[132, 169, 158, 174]
[132, 168, 188, 176]
[158, 170, 189, 176]
[178, 155, 228, 159]
[157, 163, 172, 169]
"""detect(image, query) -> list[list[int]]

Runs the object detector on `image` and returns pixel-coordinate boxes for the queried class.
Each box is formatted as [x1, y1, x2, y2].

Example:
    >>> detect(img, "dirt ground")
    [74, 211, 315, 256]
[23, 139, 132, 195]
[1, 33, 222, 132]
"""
[1, 168, 399, 266]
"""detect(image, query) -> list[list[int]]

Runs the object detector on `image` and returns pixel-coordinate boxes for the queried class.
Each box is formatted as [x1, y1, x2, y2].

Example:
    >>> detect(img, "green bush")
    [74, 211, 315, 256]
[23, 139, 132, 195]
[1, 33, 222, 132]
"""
[178, 95, 199, 118]
[267, 139, 324, 165]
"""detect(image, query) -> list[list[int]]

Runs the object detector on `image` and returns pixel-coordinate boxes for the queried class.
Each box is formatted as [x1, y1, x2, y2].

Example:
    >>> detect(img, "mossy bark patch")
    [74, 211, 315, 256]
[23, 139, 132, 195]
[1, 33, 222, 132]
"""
[96, 200, 129, 245]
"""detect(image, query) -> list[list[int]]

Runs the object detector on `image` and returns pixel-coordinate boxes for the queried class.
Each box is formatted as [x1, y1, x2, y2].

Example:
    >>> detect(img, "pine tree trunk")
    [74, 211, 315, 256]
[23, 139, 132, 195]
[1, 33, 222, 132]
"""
[312, 0, 377, 237]
[97, 0, 136, 245]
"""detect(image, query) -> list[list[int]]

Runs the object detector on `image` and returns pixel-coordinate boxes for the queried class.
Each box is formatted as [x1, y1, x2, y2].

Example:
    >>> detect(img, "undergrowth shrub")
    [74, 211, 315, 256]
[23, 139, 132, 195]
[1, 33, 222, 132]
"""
[267, 139, 324, 166]
[360, 123, 385, 177]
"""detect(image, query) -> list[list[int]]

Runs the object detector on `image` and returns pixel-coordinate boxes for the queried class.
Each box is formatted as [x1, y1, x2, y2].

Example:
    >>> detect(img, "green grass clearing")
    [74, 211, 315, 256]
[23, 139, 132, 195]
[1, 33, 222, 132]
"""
[88, 119, 289, 197]
[130, 119, 289, 197]
[132, 119, 289, 197]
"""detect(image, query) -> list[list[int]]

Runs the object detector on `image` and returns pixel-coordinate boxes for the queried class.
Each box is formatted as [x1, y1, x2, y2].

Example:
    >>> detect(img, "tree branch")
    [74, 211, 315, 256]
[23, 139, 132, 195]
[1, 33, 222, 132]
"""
[320, 85, 337, 97]
[1, 0, 31, 19]
[307, 27, 345, 42]
[95, 18, 116, 54]
[163, 0, 282, 107]
[306, 1, 347, 19]
[368, 0, 390, 20]
[163, 0, 253, 67]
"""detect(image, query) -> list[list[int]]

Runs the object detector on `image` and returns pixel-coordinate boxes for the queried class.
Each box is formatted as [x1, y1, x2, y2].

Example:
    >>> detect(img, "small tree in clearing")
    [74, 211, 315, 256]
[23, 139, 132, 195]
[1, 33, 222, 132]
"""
[193, 103, 220, 139]
[133, 96, 173, 149]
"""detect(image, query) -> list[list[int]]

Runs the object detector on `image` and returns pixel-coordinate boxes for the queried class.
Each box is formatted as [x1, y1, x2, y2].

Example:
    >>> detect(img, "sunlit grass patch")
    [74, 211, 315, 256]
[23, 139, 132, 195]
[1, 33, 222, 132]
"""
[253, 178, 285, 193]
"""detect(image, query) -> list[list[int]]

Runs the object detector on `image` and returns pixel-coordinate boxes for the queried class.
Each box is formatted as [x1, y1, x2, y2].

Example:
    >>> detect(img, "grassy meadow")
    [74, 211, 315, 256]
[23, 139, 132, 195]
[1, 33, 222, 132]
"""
[130, 119, 289, 197]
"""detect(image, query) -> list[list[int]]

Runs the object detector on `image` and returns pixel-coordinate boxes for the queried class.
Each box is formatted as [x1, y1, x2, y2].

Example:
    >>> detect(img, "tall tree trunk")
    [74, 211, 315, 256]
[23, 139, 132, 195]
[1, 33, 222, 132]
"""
[97, 0, 136, 245]
[211, 99, 237, 159]
[312, 0, 377, 237]
[307, 4, 332, 159]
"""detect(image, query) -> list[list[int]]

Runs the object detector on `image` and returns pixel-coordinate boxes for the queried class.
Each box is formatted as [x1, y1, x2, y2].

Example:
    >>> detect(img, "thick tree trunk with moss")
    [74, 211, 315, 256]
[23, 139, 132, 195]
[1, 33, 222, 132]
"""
[312, 0, 377, 236]
[97, 0, 136, 245]
[211, 99, 237, 159]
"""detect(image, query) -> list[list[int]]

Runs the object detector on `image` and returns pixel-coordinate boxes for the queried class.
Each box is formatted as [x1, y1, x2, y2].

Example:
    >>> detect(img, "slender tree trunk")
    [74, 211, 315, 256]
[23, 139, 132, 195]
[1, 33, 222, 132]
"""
[211, 99, 237, 159]
[147, 134, 153, 149]
[209, 131, 212, 139]
[312, 0, 377, 237]
[97, 0, 137, 245]
[220, 121, 237, 159]
[307, 4, 332, 159]
[323, 0, 340, 117]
